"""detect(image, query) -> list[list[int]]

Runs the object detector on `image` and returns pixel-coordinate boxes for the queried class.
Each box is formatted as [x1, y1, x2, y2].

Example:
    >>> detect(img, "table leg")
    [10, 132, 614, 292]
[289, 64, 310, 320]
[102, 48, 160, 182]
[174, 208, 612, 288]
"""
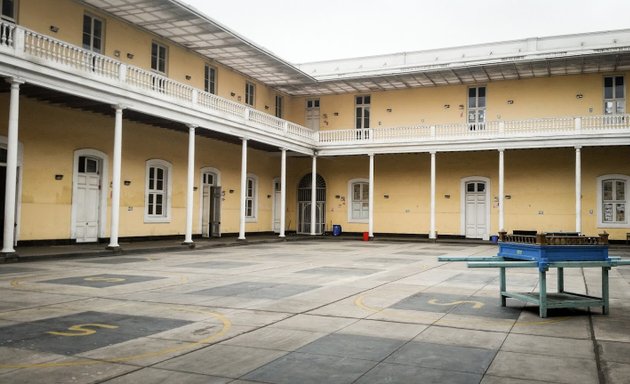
[500, 267, 506, 306]
[602, 267, 610, 315]
[539, 270, 547, 318]
[557, 267, 564, 293]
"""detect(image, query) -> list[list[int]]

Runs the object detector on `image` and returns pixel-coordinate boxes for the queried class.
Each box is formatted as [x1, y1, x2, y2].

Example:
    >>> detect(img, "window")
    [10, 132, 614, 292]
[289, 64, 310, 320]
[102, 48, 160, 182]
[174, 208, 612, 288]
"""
[145, 160, 172, 222]
[82, 14, 103, 53]
[468, 86, 486, 130]
[355, 95, 370, 129]
[604, 76, 625, 115]
[151, 41, 167, 73]
[245, 81, 255, 106]
[204, 64, 217, 94]
[349, 179, 369, 222]
[305, 99, 320, 131]
[275, 95, 283, 118]
[1, 0, 15, 21]
[245, 175, 257, 220]
[598, 175, 628, 227]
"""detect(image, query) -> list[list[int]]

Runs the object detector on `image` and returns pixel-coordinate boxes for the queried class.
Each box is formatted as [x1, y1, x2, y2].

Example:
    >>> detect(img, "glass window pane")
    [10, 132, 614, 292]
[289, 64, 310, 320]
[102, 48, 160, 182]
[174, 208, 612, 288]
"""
[478, 87, 486, 98]
[2, 0, 14, 18]
[603, 180, 613, 200]
[604, 77, 613, 99]
[467, 183, 475, 192]
[148, 194, 154, 215]
[86, 159, 98, 173]
[78, 157, 86, 173]
[356, 96, 363, 105]
[616, 181, 626, 200]
[616, 76, 624, 98]
[314, 100, 320, 107]
[603, 203, 613, 222]
[353, 184, 361, 200]
[364, 96, 370, 104]
[477, 183, 485, 192]
[617, 204, 626, 222]
[363, 183, 369, 200]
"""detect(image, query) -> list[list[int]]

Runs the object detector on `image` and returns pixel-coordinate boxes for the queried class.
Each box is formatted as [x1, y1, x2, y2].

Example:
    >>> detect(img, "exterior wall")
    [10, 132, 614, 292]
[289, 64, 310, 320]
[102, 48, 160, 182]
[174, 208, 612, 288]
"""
[288, 73, 629, 130]
[17, 0, 290, 124]
[0, 95, 278, 241]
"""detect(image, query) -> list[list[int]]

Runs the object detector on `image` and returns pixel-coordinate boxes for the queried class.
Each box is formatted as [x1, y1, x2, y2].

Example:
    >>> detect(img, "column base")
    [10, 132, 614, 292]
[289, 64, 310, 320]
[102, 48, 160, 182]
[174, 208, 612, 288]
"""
[106, 245, 123, 254]
[0, 251, 19, 262]
[182, 241, 196, 249]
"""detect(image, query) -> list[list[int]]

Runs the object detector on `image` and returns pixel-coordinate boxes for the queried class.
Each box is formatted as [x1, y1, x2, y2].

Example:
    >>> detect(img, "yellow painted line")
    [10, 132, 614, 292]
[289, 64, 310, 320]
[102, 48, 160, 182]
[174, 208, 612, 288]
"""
[428, 299, 485, 309]
[84, 277, 126, 283]
[354, 295, 382, 313]
[0, 306, 232, 369]
[47, 323, 119, 337]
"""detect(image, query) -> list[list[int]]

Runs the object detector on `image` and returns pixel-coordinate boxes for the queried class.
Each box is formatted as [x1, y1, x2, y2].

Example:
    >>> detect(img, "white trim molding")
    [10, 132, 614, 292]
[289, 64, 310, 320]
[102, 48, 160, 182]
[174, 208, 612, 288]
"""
[245, 173, 258, 223]
[198, 166, 221, 233]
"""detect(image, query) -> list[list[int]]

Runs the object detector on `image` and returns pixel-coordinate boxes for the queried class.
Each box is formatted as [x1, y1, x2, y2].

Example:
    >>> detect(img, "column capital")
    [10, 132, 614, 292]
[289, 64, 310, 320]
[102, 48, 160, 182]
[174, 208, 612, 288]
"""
[574, 145, 582, 150]
[429, 150, 437, 155]
[498, 147, 505, 153]
[111, 104, 126, 111]
[187, 124, 198, 130]
[240, 136, 248, 142]
[279, 147, 288, 152]
[367, 152, 375, 158]
[5, 77, 25, 86]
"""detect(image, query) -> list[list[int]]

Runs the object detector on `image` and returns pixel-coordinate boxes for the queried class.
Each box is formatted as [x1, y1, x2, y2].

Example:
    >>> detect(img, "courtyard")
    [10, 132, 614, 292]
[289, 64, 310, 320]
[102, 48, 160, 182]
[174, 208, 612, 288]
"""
[0, 240, 629, 383]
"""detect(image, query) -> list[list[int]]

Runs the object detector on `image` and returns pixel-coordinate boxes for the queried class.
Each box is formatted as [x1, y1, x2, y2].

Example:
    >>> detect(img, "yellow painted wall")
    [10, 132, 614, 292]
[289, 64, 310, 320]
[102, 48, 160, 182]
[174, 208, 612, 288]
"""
[288, 73, 629, 131]
[18, 0, 290, 123]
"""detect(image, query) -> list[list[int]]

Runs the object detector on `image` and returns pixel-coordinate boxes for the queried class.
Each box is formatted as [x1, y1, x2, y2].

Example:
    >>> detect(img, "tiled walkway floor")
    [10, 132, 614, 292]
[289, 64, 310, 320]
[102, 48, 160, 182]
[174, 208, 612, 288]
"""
[1, 241, 629, 383]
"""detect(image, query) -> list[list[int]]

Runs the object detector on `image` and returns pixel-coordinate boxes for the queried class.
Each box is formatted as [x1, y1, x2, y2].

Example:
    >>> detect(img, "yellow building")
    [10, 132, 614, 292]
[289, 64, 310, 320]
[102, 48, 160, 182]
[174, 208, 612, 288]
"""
[0, 0, 629, 258]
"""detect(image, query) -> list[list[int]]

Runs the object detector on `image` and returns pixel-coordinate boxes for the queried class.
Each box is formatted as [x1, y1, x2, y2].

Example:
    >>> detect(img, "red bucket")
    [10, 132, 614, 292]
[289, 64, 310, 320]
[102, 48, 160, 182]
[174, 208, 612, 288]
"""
[362, 232, 369, 241]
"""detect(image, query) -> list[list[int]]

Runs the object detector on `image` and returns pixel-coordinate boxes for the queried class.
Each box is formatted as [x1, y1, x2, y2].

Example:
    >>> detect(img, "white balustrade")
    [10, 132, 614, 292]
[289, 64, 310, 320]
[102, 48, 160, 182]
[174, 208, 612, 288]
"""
[4, 24, 630, 150]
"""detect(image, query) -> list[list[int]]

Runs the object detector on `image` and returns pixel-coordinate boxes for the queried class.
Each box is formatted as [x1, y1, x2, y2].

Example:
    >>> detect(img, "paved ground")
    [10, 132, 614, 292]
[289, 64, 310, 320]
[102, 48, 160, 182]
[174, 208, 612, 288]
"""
[0, 240, 629, 384]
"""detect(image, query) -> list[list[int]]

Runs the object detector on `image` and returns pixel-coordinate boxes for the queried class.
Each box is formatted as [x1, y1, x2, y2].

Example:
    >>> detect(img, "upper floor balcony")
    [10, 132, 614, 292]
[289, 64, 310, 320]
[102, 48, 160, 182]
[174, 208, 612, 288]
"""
[0, 21, 629, 156]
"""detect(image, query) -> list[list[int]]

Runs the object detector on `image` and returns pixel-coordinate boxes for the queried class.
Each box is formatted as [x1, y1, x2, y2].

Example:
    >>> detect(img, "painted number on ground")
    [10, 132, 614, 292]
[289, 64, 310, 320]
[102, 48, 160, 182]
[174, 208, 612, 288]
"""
[47, 323, 119, 337]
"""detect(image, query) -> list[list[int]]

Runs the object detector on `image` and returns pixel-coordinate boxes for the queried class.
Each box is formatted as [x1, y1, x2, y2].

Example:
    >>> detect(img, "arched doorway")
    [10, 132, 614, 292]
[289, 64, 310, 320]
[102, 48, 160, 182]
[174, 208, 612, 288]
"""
[71, 149, 108, 243]
[297, 173, 326, 234]
[461, 176, 490, 240]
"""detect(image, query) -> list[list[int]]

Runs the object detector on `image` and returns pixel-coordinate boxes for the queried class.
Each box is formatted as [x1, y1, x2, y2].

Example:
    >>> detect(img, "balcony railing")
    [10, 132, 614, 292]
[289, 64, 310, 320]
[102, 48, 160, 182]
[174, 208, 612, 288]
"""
[1, 20, 630, 151]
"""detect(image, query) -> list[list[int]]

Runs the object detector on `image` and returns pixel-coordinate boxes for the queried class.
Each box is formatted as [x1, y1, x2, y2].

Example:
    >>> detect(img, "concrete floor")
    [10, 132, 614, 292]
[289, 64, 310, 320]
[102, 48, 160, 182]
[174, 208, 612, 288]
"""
[0, 240, 629, 383]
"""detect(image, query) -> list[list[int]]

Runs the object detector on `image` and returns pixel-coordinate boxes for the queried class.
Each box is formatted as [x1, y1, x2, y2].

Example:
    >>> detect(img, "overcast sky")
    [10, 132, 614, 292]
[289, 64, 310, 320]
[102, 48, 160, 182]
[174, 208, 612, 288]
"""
[181, 0, 630, 64]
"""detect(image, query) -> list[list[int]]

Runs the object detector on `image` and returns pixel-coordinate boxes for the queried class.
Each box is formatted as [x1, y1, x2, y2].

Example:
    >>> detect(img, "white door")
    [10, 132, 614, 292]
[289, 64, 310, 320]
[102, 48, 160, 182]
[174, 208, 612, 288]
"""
[465, 181, 487, 239]
[306, 99, 320, 131]
[75, 156, 101, 243]
[272, 179, 281, 233]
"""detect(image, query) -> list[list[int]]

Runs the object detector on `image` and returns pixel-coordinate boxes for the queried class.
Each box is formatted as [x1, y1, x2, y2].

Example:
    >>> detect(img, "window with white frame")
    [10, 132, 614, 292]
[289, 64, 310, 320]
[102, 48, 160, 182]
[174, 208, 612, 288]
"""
[275, 95, 283, 118]
[604, 76, 625, 115]
[245, 175, 257, 220]
[598, 175, 628, 227]
[145, 160, 172, 222]
[1, 0, 15, 21]
[82, 14, 103, 53]
[355, 95, 370, 129]
[204, 64, 217, 94]
[151, 41, 167, 73]
[349, 179, 369, 222]
[245, 81, 255, 106]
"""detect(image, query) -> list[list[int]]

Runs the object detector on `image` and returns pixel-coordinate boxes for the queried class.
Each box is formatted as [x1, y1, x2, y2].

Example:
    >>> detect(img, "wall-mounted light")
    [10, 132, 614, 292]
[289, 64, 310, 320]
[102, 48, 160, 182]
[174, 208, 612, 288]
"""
[113, 50, 121, 58]
[333, 112, 339, 116]
[229, 189, 235, 194]
[126, 53, 134, 59]
[383, 194, 390, 199]
[54, 174, 63, 180]
[123, 180, 131, 186]
[335, 195, 341, 199]
[443, 104, 450, 109]
[458, 104, 465, 110]
[49, 25, 59, 33]
[444, 194, 451, 199]
[264, 105, 269, 110]
[193, 186, 198, 191]
[185, 75, 191, 80]
[505, 194, 512, 199]
[507, 99, 514, 105]
[230, 92, 236, 97]
[386, 108, 392, 113]
[267, 194, 271, 198]
[576, 93, 584, 99]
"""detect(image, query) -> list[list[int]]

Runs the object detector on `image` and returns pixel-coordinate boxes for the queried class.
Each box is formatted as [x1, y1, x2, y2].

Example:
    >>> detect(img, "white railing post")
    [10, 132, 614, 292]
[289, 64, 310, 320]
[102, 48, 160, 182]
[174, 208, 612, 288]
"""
[430, 125, 436, 138]
[191, 89, 198, 106]
[13, 27, 24, 55]
[499, 121, 505, 135]
[283, 121, 289, 134]
[574, 117, 582, 132]
[244, 107, 251, 121]
[118, 64, 127, 82]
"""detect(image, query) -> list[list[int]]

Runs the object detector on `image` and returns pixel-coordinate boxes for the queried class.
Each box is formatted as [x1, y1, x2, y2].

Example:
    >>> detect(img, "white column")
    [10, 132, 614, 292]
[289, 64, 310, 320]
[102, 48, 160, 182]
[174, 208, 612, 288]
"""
[368, 153, 375, 237]
[107, 105, 124, 249]
[2, 79, 23, 255]
[498, 149, 505, 232]
[239, 138, 248, 240]
[310, 155, 317, 235]
[575, 146, 582, 233]
[429, 152, 437, 240]
[279, 148, 287, 238]
[183, 125, 196, 245]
